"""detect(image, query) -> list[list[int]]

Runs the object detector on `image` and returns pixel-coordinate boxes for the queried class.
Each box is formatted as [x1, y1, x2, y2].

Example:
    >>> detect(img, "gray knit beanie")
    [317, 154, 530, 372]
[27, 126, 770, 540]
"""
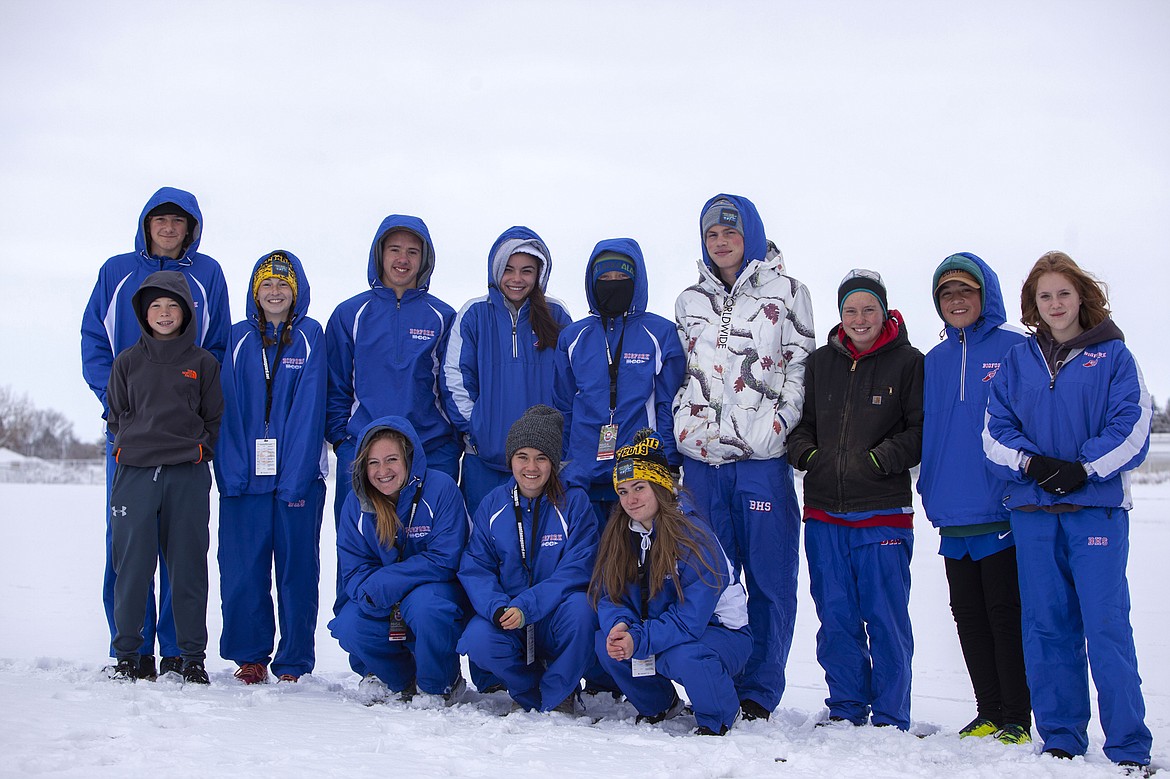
[700, 198, 744, 238]
[506, 404, 564, 465]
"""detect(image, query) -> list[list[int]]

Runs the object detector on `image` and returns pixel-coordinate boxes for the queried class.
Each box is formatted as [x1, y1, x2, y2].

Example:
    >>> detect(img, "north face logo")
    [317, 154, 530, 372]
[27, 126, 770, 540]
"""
[182, 369, 198, 379]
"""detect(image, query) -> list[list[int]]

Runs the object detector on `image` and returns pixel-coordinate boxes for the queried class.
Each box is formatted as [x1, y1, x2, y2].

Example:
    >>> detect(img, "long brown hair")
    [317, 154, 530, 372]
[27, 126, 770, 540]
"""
[258, 308, 294, 347]
[588, 483, 721, 608]
[353, 428, 414, 548]
[527, 282, 562, 351]
[1020, 250, 1111, 334]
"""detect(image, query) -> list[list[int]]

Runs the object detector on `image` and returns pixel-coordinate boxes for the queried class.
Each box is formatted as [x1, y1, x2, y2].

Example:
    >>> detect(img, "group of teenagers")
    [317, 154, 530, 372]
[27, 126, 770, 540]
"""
[79, 186, 1153, 770]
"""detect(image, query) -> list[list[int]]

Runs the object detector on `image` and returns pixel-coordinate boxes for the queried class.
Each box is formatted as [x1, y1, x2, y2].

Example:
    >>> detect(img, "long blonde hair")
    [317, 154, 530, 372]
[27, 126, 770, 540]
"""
[588, 483, 721, 608]
[353, 428, 414, 548]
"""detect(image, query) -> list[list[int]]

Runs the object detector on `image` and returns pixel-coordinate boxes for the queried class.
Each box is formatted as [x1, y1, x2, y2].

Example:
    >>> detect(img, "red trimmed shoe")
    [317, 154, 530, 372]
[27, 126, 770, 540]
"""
[234, 662, 269, 685]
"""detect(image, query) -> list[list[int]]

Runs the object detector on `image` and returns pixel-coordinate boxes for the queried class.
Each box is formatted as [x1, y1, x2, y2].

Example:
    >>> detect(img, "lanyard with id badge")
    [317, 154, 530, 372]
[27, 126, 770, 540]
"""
[254, 340, 285, 476]
[512, 487, 540, 665]
[596, 317, 626, 462]
[631, 528, 657, 677]
[387, 483, 425, 643]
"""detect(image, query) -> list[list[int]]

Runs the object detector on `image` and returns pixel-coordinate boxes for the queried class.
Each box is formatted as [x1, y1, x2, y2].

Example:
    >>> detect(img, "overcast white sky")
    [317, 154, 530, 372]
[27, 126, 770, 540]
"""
[2, 0, 1168, 438]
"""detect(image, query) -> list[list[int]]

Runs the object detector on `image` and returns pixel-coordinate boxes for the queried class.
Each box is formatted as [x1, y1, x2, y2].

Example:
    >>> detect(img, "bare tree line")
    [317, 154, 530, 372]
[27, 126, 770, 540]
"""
[0, 386, 103, 460]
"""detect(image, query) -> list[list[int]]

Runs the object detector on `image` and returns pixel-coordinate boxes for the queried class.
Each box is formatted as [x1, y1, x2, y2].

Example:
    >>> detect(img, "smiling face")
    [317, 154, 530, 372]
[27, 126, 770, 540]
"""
[380, 230, 424, 297]
[146, 296, 184, 340]
[500, 252, 540, 305]
[1035, 272, 1084, 343]
[937, 280, 981, 330]
[617, 479, 660, 527]
[256, 277, 294, 320]
[840, 290, 884, 352]
[704, 225, 744, 285]
[366, 436, 409, 497]
[147, 214, 188, 259]
[511, 447, 552, 498]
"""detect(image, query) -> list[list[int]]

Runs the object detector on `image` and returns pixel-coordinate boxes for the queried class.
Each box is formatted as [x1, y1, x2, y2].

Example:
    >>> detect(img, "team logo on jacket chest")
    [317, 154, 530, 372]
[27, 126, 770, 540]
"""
[540, 532, 564, 548]
[1087, 535, 1109, 547]
[409, 327, 436, 342]
[1083, 350, 1107, 368]
[623, 352, 650, 365]
[281, 356, 305, 370]
[981, 362, 1001, 382]
[749, 499, 772, 512]
[407, 524, 431, 538]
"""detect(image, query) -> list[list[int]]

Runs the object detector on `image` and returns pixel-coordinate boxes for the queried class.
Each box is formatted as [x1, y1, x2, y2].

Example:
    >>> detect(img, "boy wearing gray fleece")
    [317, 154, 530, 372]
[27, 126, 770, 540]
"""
[106, 270, 223, 684]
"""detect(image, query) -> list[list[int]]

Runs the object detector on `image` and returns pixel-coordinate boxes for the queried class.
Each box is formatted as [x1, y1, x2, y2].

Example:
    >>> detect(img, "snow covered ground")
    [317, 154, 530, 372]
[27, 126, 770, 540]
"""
[1, 471, 1165, 778]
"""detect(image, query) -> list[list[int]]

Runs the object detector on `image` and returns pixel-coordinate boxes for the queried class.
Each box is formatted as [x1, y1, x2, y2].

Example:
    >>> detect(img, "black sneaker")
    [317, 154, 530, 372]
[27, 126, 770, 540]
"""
[636, 693, 686, 724]
[181, 660, 210, 685]
[694, 723, 731, 736]
[159, 656, 183, 676]
[740, 699, 771, 721]
[1044, 747, 1075, 760]
[108, 657, 139, 682]
[136, 655, 158, 681]
[1118, 761, 1153, 778]
[582, 684, 623, 702]
[816, 715, 863, 728]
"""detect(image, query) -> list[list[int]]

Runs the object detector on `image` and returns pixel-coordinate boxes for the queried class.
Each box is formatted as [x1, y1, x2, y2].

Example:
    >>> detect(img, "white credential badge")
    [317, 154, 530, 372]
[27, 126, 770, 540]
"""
[255, 438, 277, 476]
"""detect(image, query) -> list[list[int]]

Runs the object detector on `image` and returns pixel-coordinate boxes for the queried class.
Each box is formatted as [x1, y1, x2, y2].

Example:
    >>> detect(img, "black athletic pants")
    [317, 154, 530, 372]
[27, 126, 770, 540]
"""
[110, 462, 211, 662]
[944, 545, 1032, 728]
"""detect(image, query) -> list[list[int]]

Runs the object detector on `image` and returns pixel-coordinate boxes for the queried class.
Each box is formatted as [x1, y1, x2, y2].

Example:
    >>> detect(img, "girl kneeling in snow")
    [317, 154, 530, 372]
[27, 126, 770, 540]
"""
[329, 417, 469, 703]
[590, 429, 752, 735]
[457, 405, 600, 713]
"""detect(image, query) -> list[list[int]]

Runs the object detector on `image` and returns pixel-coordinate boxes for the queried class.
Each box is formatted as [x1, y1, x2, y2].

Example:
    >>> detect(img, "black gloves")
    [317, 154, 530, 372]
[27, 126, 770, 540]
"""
[492, 606, 508, 627]
[1026, 454, 1087, 497]
[1025, 454, 1062, 484]
[796, 449, 817, 470]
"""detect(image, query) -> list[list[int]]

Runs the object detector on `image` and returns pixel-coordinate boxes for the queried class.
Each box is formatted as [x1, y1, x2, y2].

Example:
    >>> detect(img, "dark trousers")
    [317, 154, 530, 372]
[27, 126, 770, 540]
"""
[104, 443, 177, 657]
[944, 546, 1031, 728]
[110, 462, 211, 662]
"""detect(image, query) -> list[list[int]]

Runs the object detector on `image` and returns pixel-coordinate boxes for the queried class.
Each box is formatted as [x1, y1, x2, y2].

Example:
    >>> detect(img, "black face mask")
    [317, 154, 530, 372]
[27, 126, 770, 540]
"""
[593, 278, 635, 318]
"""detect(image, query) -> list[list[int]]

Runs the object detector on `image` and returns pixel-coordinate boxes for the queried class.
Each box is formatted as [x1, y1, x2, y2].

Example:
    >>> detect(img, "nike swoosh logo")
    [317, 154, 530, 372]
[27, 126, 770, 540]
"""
[999, 531, 1013, 540]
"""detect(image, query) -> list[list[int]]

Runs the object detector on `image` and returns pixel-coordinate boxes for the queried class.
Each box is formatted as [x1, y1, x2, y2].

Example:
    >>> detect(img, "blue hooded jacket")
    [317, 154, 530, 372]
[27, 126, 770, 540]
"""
[81, 187, 231, 421]
[553, 238, 685, 492]
[325, 215, 456, 454]
[214, 250, 327, 502]
[918, 253, 1027, 530]
[335, 416, 469, 619]
[440, 226, 572, 472]
[458, 479, 597, 626]
[983, 322, 1151, 512]
[596, 502, 748, 659]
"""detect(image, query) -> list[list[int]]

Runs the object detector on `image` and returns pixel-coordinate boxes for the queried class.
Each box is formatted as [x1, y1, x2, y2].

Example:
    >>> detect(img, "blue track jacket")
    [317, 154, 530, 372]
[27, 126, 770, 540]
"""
[336, 417, 469, 619]
[459, 480, 597, 626]
[983, 324, 1151, 511]
[214, 251, 327, 503]
[81, 187, 230, 420]
[918, 253, 1026, 528]
[325, 216, 456, 454]
[596, 505, 748, 660]
[554, 238, 685, 490]
[441, 226, 572, 472]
